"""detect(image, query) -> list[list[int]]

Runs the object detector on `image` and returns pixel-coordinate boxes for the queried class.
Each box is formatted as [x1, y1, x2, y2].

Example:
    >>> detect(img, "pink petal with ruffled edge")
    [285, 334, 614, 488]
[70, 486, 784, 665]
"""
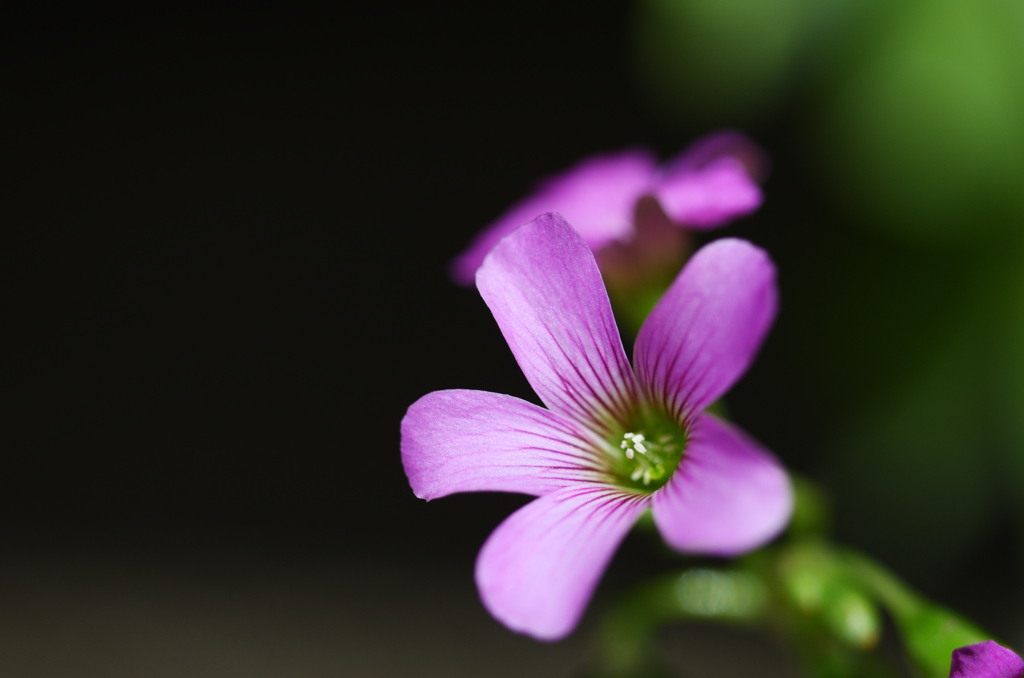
[654, 157, 762, 229]
[950, 641, 1024, 678]
[476, 213, 640, 433]
[634, 238, 777, 422]
[651, 413, 791, 555]
[451, 149, 657, 285]
[475, 484, 649, 640]
[401, 389, 607, 500]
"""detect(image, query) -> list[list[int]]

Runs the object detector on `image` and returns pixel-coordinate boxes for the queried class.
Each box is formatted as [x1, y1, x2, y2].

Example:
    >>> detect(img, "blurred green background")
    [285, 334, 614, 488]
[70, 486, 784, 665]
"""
[632, 0, 1024, 617]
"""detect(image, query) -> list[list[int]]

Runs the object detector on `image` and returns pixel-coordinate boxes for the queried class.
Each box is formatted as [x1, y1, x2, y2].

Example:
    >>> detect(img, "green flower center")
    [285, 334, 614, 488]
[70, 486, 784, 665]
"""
[606, 408, 687, 492]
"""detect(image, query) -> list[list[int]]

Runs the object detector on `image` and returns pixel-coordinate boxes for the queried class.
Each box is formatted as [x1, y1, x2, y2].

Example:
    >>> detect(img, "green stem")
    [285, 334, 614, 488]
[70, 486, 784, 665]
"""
[591, 542, 995, 678]
[837, 549, 920, 619]
[838, 549, 990, 678]
[594, 568, 769, 677]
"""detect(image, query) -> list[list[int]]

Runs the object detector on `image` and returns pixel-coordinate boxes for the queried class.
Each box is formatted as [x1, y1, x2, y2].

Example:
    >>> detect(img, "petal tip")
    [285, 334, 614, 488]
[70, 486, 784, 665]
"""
[472, 487, 646, 643]
[951, 641, 1024, 678]
[475, 212, 575, 285]
[474, 528, 580, 642]
[475, 577, 575, 642]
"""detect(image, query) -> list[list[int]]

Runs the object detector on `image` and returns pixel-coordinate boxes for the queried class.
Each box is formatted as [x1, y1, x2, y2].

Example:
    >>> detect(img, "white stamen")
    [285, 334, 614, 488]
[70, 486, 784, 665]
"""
[626, 449, 634, 459]
[623, 432, 634, 439]
[633, 434, 645, 443]
[620, 440, 628, 449]
[631, 468, 644, 481]
[642, 469, 652, 485]
[634, 442, 647, 454]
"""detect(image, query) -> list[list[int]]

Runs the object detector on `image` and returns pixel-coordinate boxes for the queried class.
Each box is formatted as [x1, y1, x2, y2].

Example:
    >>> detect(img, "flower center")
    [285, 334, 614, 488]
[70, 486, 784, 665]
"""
[606, 409, 686, 492]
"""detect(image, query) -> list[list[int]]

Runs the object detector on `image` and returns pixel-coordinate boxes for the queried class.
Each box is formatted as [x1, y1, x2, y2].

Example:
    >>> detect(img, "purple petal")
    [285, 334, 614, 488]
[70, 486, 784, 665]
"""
[476, 213, 640, 432]
[658, 130, 770, 182]
[652, 413, 792, 555]
[451, 149, 657, 285]
[634, 238, 777, 421]
[653, 158, 762, 230]
[475, 484, 649, 640]
[401, 389, 607, 500]
[950, 642, 1024, 678]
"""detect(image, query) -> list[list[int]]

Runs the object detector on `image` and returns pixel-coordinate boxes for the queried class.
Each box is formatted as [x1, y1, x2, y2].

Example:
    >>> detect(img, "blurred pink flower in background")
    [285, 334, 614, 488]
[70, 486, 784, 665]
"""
[450, 131, 768, 286]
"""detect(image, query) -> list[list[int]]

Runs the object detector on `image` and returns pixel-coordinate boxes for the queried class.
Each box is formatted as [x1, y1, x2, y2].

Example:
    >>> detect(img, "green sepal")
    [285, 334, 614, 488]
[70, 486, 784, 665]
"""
[778, 543, 881, 651]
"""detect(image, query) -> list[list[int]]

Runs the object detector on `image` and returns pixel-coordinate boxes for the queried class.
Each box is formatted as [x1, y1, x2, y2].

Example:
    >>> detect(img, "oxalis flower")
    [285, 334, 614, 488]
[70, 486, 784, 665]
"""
[449, 131, 767, 285]
[950, 641, 1024, 678]
[402, 213, 792, 640]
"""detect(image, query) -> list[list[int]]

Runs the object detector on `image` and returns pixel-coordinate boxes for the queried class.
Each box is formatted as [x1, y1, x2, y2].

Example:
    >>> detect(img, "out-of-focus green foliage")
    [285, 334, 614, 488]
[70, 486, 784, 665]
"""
[788, 475, 833, 539]
[591, 479, 993, 678]
[632, 0, 1024, 594]
[779, 544, 881, 650]
[842, 551, 989, 678]
[996, 264, 1024, 521]
[818, 246, 1023, 585]
[817, 0, 1024, 242]
[897, 604, 990, 678]
[593, 568, 770, 677]
[632, 0, 814, 123]
[592, 539, 988, 678]
[635, 0, 1024, 239]
[825, 328, 999, 582]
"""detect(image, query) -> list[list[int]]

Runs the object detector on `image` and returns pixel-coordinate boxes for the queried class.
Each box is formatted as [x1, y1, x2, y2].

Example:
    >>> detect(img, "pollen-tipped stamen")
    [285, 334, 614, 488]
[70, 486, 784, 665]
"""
[611, 415, 686, 491]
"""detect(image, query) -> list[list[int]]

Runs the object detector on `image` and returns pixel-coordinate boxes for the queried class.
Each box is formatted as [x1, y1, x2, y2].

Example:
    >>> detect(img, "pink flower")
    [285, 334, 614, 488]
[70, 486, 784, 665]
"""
[449, 131, 767, 285]
[402, 213, 791, 640]
[950, 642, 1024, 678]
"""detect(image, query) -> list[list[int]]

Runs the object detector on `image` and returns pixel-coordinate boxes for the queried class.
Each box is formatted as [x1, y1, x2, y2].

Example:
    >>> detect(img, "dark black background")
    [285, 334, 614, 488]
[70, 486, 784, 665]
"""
[6, 2, 690, 563]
